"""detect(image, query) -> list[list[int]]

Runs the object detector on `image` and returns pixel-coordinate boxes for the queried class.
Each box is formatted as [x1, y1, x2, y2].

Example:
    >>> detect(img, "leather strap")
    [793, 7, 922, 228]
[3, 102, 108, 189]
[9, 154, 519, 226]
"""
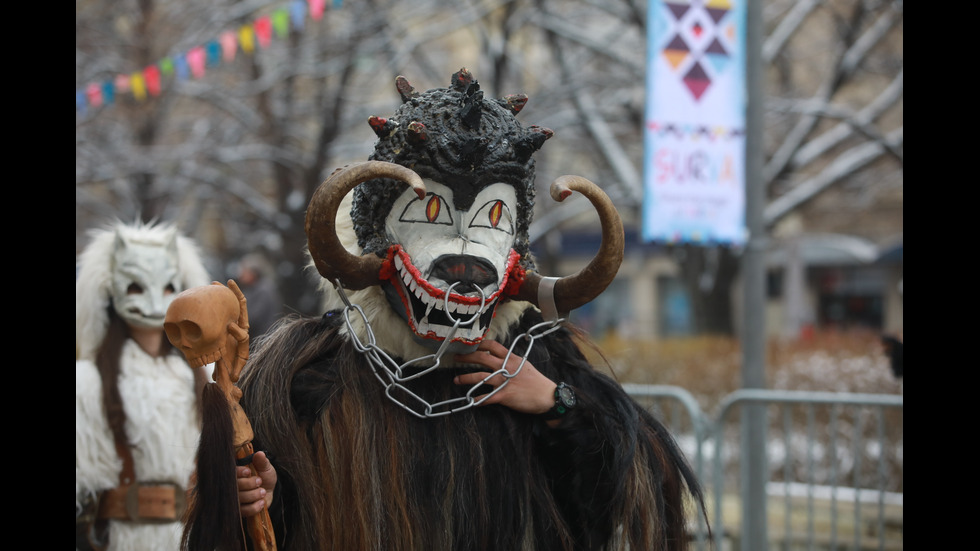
[97, 483, 186, 522]
[114, 439, 135, 486]
[537, 276, 561, 321]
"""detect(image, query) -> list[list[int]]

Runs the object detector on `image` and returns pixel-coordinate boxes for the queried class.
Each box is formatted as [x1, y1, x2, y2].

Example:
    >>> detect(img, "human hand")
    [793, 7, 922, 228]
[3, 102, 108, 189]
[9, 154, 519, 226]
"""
[238, 451, 276, 517]
[454, 340, 557, 416]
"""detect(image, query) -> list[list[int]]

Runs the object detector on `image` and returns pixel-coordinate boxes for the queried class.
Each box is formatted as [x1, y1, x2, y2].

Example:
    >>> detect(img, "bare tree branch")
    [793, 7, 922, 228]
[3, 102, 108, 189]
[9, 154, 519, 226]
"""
[763, 1, 902, 186]
[762, 0, 821, 64]
[764, 126, 902, 226]
[785, 69, 903, 167]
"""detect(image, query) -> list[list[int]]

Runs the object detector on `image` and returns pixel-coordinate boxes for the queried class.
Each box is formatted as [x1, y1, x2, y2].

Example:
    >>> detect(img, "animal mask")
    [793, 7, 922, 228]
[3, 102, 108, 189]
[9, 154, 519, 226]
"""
[306, 69, 624, 356]
[109, 224, 182, 330]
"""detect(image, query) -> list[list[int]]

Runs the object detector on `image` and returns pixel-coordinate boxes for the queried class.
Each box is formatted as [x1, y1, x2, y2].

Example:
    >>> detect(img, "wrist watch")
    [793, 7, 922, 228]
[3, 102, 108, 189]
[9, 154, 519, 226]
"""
[541, 382, 576, 420]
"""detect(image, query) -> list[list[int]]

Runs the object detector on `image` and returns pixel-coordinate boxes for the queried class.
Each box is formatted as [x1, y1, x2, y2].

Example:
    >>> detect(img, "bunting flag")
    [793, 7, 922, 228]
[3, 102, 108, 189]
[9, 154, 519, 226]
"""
[76, 0, 343, 118]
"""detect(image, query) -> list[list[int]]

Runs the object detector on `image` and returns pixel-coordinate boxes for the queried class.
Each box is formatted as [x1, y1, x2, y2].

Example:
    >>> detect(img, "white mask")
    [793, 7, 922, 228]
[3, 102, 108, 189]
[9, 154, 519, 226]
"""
[383, 179, 520, 349]
[109, 227, 182, 329]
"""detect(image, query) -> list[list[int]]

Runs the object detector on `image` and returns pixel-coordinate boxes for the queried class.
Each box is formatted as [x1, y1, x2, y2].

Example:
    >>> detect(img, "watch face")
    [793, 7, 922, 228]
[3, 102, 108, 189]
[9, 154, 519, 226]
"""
[558, 385, 576, 407]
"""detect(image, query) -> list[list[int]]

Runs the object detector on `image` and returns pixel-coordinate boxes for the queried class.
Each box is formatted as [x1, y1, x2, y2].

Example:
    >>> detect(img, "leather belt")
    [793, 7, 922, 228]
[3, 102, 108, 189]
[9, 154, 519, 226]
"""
[97, 483, 187, 522]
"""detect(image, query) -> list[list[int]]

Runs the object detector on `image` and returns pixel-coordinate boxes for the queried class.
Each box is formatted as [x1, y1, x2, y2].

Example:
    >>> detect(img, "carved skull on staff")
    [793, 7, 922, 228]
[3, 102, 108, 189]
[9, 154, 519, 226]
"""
[164, 281, 252, 447]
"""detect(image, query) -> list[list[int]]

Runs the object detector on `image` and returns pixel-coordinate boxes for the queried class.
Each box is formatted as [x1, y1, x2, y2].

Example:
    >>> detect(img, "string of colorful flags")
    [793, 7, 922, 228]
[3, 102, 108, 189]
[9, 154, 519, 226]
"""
[76, 0, 342, 118]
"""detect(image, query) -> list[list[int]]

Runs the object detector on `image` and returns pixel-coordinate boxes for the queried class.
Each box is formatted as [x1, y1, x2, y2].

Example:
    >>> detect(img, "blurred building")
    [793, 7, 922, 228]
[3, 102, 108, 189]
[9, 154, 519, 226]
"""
[533, 227, 903, 341]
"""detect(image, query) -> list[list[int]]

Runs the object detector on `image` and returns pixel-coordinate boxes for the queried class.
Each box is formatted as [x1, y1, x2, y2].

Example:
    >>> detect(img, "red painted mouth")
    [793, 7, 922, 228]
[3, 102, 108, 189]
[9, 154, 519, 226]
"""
[379, 245, 524, 345]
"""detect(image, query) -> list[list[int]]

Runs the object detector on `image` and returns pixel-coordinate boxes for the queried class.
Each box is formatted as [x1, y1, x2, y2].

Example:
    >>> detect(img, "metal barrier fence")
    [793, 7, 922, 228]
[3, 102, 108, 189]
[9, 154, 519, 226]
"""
[624, 385, 904, 551]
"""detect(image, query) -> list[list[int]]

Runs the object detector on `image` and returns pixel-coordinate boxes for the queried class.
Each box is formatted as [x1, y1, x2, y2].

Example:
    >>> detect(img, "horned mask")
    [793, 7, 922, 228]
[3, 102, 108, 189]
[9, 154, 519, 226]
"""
[306, 69, 624, 356]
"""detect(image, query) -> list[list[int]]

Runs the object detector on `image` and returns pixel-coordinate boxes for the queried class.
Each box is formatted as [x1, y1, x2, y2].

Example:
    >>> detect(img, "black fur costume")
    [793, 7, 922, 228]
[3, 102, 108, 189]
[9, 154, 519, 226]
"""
[240, 307, 702, 551]
[186, 69, 706, 551]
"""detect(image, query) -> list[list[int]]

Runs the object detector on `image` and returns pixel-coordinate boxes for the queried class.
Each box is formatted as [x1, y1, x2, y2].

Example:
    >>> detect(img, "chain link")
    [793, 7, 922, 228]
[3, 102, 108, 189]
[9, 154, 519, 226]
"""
[333, 280, 565, 418]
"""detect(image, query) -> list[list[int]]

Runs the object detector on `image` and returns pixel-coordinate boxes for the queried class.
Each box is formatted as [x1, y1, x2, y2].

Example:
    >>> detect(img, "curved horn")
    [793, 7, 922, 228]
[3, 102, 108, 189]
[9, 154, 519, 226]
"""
[513, 175, 624, 317]
[306, 161, 426, 290]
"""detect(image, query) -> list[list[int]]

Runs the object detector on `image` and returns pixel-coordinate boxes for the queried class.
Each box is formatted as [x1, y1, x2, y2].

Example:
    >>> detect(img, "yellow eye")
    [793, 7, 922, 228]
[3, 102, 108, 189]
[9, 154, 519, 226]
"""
[398, 193, 454, 225]
[426, 196, 441, 222]
[469, 199, 514, 234]
[488, 201, 503, 228]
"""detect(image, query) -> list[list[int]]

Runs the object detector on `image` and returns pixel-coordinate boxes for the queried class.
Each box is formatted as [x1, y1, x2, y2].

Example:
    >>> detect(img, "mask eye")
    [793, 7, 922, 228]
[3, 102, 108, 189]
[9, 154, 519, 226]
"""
[468, 200, 514, 234]
[127, 283, 143, 295]
[164, 283, 176, 295]
[398, 193, 454, 225]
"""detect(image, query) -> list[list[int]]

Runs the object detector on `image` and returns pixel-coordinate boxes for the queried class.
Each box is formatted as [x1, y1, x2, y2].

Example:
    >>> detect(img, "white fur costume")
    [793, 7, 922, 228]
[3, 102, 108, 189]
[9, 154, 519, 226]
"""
[76, 221, 211, 551]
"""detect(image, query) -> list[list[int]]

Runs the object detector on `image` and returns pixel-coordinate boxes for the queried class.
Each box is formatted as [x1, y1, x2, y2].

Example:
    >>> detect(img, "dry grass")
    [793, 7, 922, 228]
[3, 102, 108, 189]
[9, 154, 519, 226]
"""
[576, 328, 903, 413]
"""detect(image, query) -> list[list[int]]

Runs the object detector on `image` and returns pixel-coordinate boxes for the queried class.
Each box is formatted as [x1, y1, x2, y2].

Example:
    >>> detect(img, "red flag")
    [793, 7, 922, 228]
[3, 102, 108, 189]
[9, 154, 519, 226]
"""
[144, 65, 162, 96]
[309, 0, 325, 21]
[254, 16, 272, 48]
[86, 83, 103, 108]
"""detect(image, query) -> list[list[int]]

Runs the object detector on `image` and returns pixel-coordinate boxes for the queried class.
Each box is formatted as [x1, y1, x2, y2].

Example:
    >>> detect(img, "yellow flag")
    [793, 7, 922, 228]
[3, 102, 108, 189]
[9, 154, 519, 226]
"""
[239, 25, 255, 54]
[130, 72, 147, 101]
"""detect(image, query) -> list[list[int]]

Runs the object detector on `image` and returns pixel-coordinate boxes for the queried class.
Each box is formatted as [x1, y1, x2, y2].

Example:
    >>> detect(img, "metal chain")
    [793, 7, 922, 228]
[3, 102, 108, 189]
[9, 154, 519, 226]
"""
[333, 280, 565, 419]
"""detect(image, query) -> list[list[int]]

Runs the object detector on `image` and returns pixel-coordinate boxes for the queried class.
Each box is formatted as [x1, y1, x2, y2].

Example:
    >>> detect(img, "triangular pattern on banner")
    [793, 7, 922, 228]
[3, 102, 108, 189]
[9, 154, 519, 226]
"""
[662, 34, 690, 70]
[664, 1, 691, 21]
[706, 7, 730, 25]
[663, 50, 688, 70]
[682, 61, 711, 101]
[705, 53, 729, 76]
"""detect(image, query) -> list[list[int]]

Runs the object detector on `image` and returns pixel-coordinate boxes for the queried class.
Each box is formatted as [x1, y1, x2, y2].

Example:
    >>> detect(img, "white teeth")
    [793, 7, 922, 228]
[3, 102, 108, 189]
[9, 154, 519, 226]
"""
[398, 265, 491, 337]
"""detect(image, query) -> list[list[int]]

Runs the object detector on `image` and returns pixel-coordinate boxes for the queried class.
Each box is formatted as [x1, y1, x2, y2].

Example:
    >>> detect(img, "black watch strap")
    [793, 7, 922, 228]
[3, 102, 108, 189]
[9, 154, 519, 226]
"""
[541, 382, 576, 420]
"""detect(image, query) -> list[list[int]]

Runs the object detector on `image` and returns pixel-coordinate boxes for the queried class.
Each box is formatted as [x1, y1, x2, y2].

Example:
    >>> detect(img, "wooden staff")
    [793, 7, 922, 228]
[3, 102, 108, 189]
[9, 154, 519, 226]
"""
[165, 280, 276, 551]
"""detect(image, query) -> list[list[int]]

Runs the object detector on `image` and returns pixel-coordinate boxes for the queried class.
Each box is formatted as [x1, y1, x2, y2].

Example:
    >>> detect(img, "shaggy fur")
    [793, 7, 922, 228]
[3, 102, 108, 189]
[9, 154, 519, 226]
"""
[185, 71, 707, 550]
[237, 307, 705, 551]
[75, 220, 212, 551]
[76, 339, 207, 551]
[76, 220, 211, 362]
[212, 198, 709, 551]
[180, 383, 242, 551]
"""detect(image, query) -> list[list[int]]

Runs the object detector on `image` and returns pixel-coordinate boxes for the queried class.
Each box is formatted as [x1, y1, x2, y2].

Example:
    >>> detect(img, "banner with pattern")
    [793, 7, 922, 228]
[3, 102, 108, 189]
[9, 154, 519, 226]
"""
[642, 0, 746, 246]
